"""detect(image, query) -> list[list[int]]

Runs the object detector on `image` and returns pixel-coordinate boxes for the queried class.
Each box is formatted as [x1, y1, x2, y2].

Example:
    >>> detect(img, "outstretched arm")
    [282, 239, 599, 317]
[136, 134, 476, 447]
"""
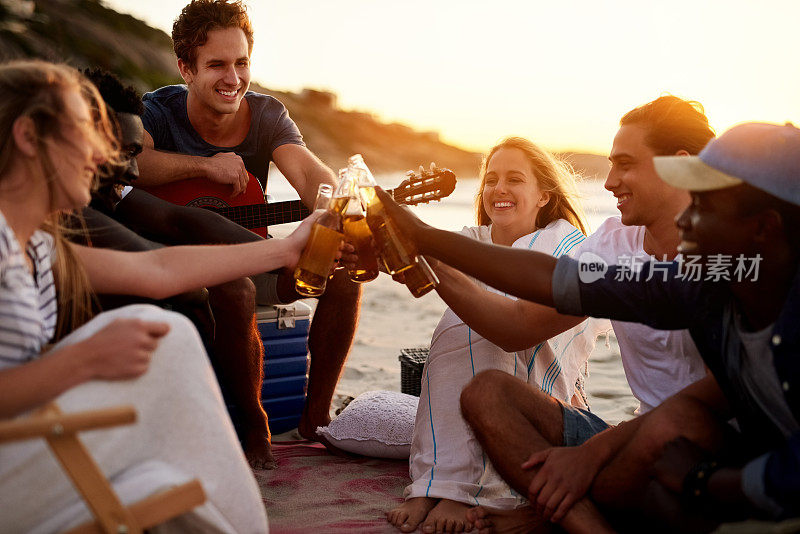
[79, 207, 163, 251]
[114, 189, 263, 246]
[376, 188, 559, 307]
[434, 262, 583, 351]
[376, 188, 708, 330]
[73, 211, 323, 299]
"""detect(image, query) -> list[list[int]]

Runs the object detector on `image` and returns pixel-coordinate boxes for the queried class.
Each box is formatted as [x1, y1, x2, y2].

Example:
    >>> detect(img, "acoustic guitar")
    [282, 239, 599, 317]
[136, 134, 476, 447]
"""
[140, 166, 457, 238]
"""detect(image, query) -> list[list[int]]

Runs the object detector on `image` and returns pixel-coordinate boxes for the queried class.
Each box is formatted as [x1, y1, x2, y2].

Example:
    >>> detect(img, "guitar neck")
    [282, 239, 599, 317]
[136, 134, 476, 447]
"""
[213, 200, 310, 229]
[209, 187, 406, 230]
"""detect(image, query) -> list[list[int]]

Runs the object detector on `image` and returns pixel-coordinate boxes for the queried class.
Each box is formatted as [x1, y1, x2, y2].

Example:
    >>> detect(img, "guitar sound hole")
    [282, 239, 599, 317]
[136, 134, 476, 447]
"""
[186, 197, 230, 209]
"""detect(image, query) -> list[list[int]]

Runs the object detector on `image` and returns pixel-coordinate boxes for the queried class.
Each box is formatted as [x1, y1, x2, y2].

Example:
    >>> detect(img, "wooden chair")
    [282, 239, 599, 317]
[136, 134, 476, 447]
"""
[0, 403, 206, 534]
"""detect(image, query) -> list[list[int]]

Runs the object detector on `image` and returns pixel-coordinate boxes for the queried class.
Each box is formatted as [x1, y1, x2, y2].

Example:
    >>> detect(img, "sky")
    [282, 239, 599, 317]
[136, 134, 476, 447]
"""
[106, 0, 800, 155]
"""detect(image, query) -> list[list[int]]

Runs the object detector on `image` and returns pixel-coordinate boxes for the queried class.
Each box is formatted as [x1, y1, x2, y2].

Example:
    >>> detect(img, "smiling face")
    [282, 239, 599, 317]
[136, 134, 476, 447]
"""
[606, 124, 691, 228]
[676, 186, 763, 259]
[45, 88, 105, 210]
[480, 147, 550, 238]
[179, 26, 251, 117]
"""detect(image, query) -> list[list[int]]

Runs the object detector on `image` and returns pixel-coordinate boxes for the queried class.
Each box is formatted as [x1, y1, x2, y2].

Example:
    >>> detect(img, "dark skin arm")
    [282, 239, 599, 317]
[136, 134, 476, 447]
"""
[76, 207, 212, 319]
[80, 206, 163, 251]
[114, 189, 263, 246]
[375, 187, 558, 307]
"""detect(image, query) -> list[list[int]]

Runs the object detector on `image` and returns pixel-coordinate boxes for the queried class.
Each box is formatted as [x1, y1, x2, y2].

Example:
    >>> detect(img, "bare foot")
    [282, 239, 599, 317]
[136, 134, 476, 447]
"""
[243, 432, 277, 470]
[421, 499, 474, 533]
[387, 497, 439, 533]
[466, 505, 544, 534]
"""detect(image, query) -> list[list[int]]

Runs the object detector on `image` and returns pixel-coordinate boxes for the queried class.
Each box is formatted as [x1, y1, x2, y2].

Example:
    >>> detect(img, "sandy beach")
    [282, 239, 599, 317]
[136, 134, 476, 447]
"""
[269, 170, 639, 426]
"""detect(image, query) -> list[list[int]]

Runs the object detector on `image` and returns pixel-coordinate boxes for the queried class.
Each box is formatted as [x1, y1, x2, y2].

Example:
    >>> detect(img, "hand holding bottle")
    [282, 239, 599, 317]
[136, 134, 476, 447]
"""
[285, 209, 326, 268]
[339, 242, 359, 271]
[339, 167, 380, 283]
[293, 184, 345, 297]
[373, 186, 431, 248]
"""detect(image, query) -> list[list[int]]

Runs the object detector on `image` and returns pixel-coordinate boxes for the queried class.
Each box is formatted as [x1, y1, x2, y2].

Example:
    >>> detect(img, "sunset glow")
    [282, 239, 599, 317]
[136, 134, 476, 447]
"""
[107, 0, 800, 154]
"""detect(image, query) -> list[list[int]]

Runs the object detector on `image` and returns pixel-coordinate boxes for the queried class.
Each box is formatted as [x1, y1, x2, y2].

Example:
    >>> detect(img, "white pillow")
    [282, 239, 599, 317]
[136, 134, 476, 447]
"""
[316, 390, 419, 459]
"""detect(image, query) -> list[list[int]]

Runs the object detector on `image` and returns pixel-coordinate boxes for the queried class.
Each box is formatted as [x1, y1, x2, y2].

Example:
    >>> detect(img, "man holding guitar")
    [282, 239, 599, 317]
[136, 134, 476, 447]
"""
[135, 0, 361, 466]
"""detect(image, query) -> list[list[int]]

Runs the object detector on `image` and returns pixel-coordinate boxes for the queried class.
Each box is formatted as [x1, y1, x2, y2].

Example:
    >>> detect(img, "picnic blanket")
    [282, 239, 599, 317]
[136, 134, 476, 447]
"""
[255, 441, 800, 534]
[256, 441, 409, 533]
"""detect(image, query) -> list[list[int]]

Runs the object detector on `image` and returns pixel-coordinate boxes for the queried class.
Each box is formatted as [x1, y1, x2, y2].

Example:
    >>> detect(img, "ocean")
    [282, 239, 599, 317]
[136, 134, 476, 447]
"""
[268, 170, 638, 425]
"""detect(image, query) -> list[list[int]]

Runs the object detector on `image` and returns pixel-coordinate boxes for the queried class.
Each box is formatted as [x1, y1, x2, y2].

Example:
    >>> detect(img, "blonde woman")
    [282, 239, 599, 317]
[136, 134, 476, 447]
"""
[388, 138, 608, 533]
[0, 60, 326, 533]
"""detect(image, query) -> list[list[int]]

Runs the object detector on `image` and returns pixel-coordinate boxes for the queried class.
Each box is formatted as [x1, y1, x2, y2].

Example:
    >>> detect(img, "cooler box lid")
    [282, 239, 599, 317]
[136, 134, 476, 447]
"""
[256, 301, 313, 327]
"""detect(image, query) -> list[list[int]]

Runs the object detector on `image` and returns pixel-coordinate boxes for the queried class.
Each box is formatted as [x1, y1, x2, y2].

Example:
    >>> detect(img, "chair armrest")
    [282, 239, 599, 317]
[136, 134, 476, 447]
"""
[0, 406, 137, 443]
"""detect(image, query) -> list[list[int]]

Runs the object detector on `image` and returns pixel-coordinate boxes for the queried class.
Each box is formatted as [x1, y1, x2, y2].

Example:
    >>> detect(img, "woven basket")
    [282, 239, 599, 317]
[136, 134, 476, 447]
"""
[398, 347, 429, 396]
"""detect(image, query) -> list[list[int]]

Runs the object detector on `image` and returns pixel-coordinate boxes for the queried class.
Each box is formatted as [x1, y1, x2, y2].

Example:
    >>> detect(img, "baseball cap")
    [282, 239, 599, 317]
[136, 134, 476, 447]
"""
[653, 122, 800, 206]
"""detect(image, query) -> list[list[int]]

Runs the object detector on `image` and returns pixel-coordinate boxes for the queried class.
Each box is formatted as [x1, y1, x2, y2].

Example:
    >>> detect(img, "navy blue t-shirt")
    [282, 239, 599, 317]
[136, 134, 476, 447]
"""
[141, 85, 304, 188]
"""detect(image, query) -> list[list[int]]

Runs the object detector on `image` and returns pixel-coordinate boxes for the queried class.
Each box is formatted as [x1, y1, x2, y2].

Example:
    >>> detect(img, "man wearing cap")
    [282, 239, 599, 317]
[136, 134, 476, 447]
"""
[377, 122, 800, 529]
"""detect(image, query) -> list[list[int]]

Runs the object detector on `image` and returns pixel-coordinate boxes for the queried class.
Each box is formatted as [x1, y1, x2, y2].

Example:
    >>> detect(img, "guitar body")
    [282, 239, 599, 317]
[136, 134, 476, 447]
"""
[140, 173, 305, 238]
[141, 177, 265, 211]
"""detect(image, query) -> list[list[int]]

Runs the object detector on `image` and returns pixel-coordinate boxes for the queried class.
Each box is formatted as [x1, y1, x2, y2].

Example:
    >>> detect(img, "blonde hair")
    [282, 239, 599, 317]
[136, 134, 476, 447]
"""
[475, 137, 588, 235]
[0, 60, 120, 339]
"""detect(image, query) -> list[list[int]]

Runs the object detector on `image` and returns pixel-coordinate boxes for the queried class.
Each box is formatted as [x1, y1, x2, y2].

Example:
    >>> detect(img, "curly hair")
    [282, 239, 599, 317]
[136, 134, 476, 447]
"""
[621, 95, 715, 156]
[82, 68, 143, 116]
[172, 0, 254, 71]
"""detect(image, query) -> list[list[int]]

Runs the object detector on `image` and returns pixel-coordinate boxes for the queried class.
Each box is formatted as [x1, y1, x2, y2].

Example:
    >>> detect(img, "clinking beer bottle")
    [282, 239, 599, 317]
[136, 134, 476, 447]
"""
[293, 183, 344, 297]
[338, 170, 380, 283]
[349, 154, 416, 275]
[404, 256, 439, 298]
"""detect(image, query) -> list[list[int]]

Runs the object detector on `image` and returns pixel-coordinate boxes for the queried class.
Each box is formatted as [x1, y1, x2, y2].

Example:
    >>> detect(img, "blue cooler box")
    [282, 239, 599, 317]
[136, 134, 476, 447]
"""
[257, 301, 312, 434]
[226, 302, 312, 437]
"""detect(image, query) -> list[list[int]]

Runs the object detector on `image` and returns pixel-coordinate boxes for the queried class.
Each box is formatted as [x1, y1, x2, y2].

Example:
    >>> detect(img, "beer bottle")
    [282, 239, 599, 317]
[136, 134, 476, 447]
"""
[339, 169, 380, 283]
[349, 154, 416, 275]
[293, 183, 344, 297]
[404, 256, 439, 298]
[330, 169, 351, 217]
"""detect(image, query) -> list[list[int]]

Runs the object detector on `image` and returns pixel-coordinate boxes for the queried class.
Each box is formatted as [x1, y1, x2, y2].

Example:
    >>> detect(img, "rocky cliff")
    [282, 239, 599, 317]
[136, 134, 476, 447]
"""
[0, 0, 608, 179]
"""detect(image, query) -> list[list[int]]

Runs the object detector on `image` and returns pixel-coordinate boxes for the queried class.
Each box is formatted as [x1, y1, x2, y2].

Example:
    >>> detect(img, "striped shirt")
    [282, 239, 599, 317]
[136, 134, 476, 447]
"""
[0, 210, 57, 370]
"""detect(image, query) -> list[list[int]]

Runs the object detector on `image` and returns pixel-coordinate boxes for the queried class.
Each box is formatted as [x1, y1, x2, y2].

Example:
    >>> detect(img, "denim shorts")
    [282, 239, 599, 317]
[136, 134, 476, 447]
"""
[561, 404, 610, 446]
